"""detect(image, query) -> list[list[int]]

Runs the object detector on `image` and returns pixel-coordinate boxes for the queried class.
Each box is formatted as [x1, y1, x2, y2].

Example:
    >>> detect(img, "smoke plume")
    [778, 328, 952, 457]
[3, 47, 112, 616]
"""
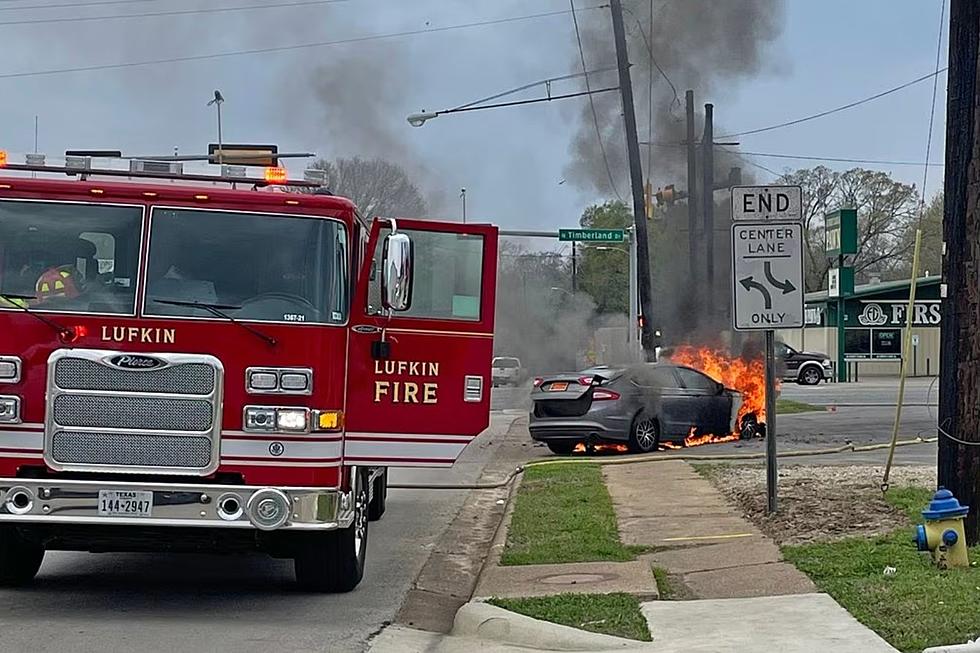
[565, 0, 786, 344]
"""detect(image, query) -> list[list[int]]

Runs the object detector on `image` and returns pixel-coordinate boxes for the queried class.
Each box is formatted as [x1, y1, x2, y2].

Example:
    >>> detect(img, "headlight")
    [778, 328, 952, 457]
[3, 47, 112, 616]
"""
[0, 396, 21, 424]
[276, 408, 309, 432]
[822, 359, 833, 367]
[244, 406, 277, 431]
[246, 367, 312, 395]
[0, 356, 21, 384]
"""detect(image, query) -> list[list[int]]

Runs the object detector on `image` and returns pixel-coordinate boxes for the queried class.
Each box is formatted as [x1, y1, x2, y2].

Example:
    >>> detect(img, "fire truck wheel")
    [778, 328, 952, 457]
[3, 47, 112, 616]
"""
[629, 413, 660, 454]
[294, 471, 368, 592]
[368, 469, 387, 521]
[0, 527, 44, 586]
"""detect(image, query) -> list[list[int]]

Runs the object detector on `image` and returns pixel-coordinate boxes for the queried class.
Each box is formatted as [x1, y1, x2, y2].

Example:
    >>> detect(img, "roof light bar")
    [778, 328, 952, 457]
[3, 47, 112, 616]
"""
[264, 167, 288, 185]
[0, 151, 7, 167]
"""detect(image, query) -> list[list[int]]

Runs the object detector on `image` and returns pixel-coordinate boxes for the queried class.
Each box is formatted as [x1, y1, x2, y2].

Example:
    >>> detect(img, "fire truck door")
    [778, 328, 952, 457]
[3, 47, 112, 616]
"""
[344, 219, 498, 467]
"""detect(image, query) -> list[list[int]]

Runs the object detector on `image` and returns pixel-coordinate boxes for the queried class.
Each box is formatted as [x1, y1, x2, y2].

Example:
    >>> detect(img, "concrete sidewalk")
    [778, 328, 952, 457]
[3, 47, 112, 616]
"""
[605, 459, 815, 598]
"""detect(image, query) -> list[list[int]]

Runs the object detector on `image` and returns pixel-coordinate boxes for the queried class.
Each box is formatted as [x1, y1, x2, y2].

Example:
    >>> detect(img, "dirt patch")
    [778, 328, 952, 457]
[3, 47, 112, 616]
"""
[699, 464, 935, 546]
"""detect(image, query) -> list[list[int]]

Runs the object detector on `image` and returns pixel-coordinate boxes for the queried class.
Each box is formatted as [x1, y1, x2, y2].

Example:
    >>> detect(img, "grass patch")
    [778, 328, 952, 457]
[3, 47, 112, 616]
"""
[783, 485, 980, 652]
[776, 398, 821, 414]
[651, 566, 675, 600]
[488, 593, 652, 641]
[501, 463, 633, 566]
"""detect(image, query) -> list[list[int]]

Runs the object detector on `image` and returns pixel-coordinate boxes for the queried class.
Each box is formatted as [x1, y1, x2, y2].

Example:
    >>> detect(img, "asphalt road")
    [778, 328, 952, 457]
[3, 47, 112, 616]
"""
[0, 414, 516, 653]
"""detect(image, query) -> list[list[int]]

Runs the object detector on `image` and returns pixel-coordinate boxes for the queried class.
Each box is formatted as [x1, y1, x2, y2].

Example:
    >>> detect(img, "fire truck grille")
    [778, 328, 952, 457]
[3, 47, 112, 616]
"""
[54, 358, 215, 395]
[53, 395, 213, 432]
[51, 432, 213, 469]
[46, 350, 223, 475]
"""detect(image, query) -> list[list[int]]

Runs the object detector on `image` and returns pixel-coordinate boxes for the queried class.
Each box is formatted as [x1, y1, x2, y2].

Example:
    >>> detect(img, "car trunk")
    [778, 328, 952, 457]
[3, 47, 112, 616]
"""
[532, 376, 599, 418]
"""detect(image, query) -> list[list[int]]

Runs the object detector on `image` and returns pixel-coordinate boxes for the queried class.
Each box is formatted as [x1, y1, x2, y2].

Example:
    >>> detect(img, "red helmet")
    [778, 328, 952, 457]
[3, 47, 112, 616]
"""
[35, 266, 82, 302]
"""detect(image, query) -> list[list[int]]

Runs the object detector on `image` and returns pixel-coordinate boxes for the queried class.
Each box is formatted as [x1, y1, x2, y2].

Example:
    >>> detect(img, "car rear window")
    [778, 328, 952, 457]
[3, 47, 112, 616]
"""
[494, 358, 520, 368]
[629, 366, 677, 388]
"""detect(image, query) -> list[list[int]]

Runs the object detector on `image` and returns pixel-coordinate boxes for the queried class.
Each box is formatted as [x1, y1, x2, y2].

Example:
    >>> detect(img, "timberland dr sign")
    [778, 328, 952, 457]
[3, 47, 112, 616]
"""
[731, 185, 803, 222]
[558, 228, 626, 242]
[731, 222, 805, 330]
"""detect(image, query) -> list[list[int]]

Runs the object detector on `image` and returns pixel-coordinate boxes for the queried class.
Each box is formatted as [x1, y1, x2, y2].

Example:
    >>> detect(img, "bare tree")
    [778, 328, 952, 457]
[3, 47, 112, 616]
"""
[777, 166, 920, 290]
[307, 157, 427, 218]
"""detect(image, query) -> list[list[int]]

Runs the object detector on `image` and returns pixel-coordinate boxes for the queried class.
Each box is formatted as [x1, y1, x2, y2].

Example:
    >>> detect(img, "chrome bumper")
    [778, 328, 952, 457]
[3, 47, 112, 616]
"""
[0, 478, 353, 531]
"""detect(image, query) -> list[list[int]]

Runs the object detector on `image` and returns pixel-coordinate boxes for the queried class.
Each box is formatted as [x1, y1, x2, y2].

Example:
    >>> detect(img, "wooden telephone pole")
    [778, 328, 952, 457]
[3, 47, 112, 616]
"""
[609, 0, 657, 358]
[938, 0, 980, 543]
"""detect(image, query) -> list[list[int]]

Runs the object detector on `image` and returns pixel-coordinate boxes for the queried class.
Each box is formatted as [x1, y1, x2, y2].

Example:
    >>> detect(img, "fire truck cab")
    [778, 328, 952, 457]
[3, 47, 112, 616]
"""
[0, 150, 497, 592]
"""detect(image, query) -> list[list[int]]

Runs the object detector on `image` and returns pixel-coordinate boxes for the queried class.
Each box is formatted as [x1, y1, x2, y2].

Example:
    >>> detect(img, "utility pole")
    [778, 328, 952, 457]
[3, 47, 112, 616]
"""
[609, 0, 657, 358]
[460, 188, 467, 223]
[702, 103, 715, 313]
[685, 91, 699, 295]
[938, 0, 980, 543]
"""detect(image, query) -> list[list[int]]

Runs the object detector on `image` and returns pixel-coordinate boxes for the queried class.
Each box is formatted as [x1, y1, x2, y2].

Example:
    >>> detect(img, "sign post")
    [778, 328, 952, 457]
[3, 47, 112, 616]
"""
[825, 209, 858, 382]
[731, 185, 804, 514]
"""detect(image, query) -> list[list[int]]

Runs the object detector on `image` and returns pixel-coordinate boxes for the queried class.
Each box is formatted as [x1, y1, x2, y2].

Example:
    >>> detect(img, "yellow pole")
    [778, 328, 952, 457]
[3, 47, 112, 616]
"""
[882, 229, 922, 491]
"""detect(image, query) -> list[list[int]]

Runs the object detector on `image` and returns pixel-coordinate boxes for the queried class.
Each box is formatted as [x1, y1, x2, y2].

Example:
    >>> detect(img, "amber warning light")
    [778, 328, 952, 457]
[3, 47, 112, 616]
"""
[0, 150, 7, 167]
[264, 167, 288, 185]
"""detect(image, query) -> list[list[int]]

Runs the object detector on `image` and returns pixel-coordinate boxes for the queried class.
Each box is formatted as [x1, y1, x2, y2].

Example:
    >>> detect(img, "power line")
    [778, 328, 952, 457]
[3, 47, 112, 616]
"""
[0, 0, 353, 26]
[0, 5, 606, 80]
[719, 147, 781, 178]
[735, 150, 945, 167]
[719, 67, 949, 138]
[918, 0, 946, 216]
[0, 0, 167, 12]
[570, 0, 624, 202]
[620, 3, 679, 112]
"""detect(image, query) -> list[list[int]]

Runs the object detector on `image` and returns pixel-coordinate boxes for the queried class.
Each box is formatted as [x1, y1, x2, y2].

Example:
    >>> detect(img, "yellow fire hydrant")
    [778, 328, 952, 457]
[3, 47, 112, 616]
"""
[915, 488, 970, 569]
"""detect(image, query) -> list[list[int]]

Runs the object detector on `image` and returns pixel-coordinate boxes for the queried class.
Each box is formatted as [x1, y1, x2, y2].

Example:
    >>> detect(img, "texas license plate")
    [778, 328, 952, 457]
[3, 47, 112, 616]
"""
[97, 490, 153, 517]
[548, 382, 568, 392]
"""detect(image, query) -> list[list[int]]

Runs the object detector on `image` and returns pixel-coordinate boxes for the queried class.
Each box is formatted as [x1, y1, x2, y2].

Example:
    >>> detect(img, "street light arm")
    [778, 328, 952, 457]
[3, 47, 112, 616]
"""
[408, 88, 618, 127]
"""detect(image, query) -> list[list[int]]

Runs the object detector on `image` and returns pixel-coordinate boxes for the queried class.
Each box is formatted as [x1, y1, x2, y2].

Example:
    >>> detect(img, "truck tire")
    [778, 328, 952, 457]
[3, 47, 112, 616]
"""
[798, 365, 823, 386]
[0, 526, 44, 586]
[294, 470, 368, 592]
[368, 468, 387, 522]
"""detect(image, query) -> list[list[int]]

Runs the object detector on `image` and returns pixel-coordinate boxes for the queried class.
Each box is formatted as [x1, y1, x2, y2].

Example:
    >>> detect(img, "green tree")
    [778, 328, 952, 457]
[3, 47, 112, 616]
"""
[777, 166, 921, 290]
[896, 192, 942, 278]
[577, 201, 631, 314]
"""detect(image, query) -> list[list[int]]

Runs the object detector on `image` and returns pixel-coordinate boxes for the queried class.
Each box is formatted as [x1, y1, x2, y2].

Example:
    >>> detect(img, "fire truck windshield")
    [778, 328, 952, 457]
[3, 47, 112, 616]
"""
[0, 199, 142, 315]
[144, 208, 348, 325]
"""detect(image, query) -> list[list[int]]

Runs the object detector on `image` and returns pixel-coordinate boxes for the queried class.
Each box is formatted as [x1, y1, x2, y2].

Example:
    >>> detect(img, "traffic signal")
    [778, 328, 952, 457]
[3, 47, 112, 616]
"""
[654, 185, 687, 205]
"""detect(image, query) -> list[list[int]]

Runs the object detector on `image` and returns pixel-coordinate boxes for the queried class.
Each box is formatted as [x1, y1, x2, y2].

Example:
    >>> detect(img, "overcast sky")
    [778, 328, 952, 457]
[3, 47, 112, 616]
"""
[0, 0, 948, 252]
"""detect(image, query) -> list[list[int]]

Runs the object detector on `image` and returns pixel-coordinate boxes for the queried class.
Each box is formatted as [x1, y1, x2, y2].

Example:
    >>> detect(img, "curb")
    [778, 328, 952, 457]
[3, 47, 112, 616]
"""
[924, 644, 980, 653]
[451, 601, 645, 651]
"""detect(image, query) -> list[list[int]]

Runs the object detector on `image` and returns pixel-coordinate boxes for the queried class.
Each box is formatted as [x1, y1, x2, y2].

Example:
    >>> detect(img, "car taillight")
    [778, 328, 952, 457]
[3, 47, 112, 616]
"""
[533, 377, 544, 387]
[592, 389, 620, 401]
[578, 376, 595, 386]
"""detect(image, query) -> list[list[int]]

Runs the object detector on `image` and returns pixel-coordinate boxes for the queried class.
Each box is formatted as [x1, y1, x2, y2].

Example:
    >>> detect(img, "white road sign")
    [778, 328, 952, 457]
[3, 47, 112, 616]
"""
[732, 222, 805, 330]
[732, 185, 803, 222]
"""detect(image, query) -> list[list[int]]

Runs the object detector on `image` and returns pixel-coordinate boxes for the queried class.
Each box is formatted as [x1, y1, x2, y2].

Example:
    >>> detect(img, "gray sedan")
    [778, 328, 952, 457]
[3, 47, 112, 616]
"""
[528, 363, 747, 455]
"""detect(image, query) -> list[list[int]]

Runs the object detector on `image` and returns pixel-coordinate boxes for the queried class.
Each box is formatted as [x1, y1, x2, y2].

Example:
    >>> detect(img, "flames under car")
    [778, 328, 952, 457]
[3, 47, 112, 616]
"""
[528, 363, 764, 455]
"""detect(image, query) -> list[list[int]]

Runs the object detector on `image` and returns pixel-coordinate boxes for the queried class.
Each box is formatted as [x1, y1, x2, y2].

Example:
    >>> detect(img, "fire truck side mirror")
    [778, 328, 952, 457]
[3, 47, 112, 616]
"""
[381, 232, 413, 312]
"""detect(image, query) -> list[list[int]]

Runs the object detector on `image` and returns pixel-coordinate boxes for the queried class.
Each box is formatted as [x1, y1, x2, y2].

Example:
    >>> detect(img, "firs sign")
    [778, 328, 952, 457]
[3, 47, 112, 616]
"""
[731, 222, 805, 330]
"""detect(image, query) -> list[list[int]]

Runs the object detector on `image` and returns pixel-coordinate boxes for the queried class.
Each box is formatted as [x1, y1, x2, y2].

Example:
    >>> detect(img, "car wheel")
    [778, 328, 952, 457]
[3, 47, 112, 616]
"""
[294, 469, 368, 592]
[629, 414, 660, 454]
[798, 366, 822, 386]
[0, 526, 44, 587]
[547, 442, 576, 455]
[368, 468, 387, 522]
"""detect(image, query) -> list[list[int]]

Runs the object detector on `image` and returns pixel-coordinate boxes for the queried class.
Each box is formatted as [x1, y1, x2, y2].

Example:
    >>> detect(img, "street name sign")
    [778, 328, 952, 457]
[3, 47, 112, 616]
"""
[732, 185, 803, 222]
[731, 222, 805, 330]
[558, 228, 626, 242]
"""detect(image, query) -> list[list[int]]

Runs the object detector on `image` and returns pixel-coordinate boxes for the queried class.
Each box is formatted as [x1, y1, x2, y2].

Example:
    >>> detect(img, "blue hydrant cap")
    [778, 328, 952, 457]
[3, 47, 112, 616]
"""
[922, 488, 970, 520]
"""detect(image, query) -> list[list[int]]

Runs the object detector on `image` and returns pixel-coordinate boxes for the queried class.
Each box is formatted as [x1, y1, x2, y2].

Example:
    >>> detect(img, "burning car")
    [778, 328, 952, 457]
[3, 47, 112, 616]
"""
[528, 363, 760, 455]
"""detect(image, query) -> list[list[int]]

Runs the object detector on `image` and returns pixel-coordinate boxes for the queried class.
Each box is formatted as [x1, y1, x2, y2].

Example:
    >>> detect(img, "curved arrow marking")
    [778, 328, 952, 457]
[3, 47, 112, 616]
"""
[764, 261, 796, 294]
[739, 276, 772, 309]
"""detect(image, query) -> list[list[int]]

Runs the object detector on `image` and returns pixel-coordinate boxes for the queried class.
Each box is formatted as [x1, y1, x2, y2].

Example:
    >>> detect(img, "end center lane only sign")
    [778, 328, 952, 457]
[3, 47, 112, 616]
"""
[732, 222, 804, 330]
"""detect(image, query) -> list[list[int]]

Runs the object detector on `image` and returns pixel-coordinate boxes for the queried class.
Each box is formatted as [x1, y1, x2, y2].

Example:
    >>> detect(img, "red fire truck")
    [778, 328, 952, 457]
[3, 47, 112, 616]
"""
[0, 149, 497, 592]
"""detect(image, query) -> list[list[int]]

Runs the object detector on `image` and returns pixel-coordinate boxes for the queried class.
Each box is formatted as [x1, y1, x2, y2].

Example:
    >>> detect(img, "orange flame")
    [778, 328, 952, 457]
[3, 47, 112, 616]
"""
[573, 442, 630, 454]
[666, 345, 770, 446]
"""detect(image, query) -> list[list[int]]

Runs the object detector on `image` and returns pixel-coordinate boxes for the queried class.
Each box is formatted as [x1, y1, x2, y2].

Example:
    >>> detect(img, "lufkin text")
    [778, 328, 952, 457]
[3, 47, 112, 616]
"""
[374, 360, 439, 404]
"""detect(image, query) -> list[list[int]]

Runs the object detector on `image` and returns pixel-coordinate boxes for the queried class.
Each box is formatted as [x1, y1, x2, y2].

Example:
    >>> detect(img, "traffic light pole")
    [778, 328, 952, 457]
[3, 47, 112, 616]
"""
[609, 0, 657, 358]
